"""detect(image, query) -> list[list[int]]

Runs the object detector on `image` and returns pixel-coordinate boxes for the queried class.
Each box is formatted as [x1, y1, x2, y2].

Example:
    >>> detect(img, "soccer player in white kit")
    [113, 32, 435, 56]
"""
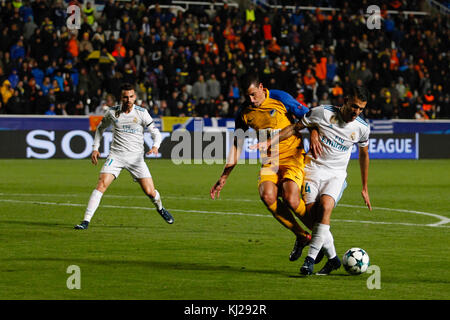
[254, 85, 372, 275]
[74, 83, 173, 229]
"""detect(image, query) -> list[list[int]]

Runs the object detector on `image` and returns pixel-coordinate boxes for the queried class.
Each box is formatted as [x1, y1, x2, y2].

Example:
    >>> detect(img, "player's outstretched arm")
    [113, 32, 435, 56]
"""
[359, 145, 372, 211]
[210, 166, 232, 200]
[250, 122, 305, 151]
[210, 137, 242, 199]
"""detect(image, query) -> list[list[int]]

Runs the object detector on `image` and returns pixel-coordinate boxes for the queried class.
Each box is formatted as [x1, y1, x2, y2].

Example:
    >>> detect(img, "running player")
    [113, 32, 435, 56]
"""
[210, 73, 317, 261]
[74, 83, 173, 229]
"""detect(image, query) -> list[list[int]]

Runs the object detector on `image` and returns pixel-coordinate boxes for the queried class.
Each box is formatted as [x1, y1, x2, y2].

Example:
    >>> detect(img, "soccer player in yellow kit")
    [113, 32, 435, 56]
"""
[210, 73, 319, 261]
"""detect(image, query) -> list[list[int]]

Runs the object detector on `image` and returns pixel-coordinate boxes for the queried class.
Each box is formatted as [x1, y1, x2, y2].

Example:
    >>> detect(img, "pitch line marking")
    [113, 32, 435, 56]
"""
[0, 197, 449, 229]
[1, 192, 450, 227]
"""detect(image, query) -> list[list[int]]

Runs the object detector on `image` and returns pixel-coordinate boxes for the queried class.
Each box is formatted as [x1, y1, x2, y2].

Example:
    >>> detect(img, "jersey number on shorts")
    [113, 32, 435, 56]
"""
[105, 158, 114, 167]
[304, 182, 311, 194]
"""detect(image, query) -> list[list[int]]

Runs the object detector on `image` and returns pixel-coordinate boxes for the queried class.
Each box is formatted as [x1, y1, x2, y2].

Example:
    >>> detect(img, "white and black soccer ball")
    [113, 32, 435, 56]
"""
[342, 248, 370, 275]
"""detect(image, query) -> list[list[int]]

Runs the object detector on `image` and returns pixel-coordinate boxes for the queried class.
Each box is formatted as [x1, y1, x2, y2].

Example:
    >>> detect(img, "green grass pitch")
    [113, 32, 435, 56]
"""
[0, 159, 449, 300]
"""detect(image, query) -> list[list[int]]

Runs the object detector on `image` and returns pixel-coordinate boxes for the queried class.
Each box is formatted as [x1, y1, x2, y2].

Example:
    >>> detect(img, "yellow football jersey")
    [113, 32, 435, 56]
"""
[236, 89, 309, 163]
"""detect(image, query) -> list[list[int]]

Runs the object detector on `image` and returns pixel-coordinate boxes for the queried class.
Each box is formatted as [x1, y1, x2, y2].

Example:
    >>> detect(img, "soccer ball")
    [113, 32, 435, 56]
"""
[342, 248, 370, 275]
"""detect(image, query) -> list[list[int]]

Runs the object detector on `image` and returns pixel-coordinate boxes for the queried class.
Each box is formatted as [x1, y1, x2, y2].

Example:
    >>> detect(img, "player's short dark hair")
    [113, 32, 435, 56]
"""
[240, 73, 261, 91]
[346, 85, 368, 102]
[120, 83, 134, 92]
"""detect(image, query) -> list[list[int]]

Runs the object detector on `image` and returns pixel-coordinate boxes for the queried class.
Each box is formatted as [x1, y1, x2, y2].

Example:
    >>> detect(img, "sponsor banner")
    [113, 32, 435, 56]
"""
[0, 130, 227, 161]
[89, 116, 103, 131]
[161, 116, 191, 132]
[350, 134, 418, 159]
[1, 130, 448, 160]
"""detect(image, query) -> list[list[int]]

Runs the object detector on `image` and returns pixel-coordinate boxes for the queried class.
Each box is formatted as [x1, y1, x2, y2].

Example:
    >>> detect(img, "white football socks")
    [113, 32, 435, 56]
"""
[149, 189, 163, 211]
[308, 223, 337, 260]
[322, 229, 337, 259]
[83, 189, 103, 222]
[307, 223, 329, 260]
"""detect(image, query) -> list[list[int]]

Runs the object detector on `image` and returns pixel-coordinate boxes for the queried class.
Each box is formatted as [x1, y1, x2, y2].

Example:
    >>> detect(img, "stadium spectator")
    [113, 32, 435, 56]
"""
[422, 89, 435, 119]
[0, 0, 447, 119]
[83, 1, 96, 27]
[10, 39, 26, 61]
[45, 103, 56, 115]
[206, 73, 221, 100]
[1, 80, 14, 105]
[192, 74, 208, 101]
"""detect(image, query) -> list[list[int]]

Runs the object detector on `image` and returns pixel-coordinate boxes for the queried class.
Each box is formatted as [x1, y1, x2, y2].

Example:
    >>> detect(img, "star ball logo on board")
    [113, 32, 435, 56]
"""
[66, 4, 81, 30]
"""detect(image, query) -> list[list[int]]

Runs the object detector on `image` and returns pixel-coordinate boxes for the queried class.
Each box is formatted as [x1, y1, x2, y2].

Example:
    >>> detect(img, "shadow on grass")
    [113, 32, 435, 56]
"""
[289, 273, 351, 278]
[5, 257, 293, 277]
[0, 220, 67, 228]
[0, 220, 156, 230]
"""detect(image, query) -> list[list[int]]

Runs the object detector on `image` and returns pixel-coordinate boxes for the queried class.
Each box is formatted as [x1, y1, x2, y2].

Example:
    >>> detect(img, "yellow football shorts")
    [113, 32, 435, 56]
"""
[258, 156, 305, 190]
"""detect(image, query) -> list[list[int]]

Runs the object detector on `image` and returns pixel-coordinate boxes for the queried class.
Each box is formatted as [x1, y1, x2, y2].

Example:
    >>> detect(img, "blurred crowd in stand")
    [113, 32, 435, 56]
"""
[0, 0, 448, 120]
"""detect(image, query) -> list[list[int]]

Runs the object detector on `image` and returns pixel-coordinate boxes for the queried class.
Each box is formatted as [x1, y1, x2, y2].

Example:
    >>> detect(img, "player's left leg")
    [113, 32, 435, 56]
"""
[128, 155, 174, 224]
[138, 177, 174, 224]
[278, 162, 311, 225]
[280, 179, 310, 226]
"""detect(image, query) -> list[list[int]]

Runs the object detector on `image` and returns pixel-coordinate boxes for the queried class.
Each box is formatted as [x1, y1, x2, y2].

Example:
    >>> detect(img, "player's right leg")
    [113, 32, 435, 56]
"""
[259, 181, 309, 238]
[75, 173, 116, 230]
[258, 180, 311, 261]
[300, 195, 336, 275]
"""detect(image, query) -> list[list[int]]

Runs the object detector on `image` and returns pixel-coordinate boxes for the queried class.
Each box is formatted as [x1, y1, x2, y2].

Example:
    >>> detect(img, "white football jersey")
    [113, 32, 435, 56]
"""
[93, 104, 161, 155]
[301, 105, 370, 174]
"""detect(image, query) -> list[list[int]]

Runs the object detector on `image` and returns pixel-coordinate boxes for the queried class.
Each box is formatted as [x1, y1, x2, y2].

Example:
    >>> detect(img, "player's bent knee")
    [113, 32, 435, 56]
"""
[321, 202, 334, 215]
[260, 192, 277, 208]
[96, 181, 109, 193]
[282, 194, 299, 211]
[145, 189, 156, 198]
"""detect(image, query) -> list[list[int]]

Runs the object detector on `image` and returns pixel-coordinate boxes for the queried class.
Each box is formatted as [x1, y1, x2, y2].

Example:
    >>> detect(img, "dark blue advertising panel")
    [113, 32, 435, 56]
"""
[393, 121, 450, 134]
[0, 116, 90, 131]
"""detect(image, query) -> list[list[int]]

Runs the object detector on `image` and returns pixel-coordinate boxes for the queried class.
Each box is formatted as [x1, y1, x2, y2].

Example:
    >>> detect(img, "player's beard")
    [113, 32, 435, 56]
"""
[122, 101, 134, 112]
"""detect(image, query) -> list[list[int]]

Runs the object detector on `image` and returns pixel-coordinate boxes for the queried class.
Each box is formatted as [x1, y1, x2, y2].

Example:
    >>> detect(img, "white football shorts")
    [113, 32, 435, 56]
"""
[303, 167, 347, 207]
[100, 152, 152, 180]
